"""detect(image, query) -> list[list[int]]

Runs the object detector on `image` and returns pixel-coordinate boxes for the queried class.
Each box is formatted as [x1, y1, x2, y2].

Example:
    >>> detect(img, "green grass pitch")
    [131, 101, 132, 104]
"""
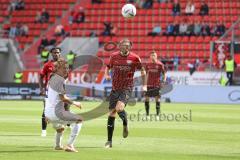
[0, 100, 240, 160]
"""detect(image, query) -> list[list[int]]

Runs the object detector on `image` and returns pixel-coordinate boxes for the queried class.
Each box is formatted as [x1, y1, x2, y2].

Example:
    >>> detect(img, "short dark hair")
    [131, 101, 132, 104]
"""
[50, 47, 61, 53]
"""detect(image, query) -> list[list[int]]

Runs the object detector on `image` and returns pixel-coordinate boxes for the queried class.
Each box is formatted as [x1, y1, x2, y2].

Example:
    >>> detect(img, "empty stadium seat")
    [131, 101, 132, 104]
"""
[5, 0, 239, 69]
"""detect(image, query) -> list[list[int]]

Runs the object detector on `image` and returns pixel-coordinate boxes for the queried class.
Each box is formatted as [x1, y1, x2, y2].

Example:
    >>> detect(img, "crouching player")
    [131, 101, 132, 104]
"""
[45, 59, 83, 152]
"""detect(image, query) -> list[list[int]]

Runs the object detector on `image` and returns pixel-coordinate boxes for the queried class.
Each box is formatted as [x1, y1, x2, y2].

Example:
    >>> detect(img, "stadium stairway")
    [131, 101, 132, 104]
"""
[0, 0, 78, 68]
[21, 0, 84, 69]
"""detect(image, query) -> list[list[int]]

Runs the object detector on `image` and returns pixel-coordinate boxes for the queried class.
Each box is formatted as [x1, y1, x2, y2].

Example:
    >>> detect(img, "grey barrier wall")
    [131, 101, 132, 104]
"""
[58, 37, 99, 56]
[0, 39, 24, 82]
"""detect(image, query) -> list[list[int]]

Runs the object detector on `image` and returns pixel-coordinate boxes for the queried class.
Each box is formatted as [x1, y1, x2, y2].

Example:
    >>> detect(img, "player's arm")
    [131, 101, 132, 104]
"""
[104, 66, 111, 80]
[39, 74, 45, 95]
[162, 72, 167, 83]
[141, 67, 147, 91]
[39, 64, 48, 95]
[59, 94, 82, 109]
[105, 55, 113, 81]
[137, 57, 147, 91]
[162, 65, 167, 83]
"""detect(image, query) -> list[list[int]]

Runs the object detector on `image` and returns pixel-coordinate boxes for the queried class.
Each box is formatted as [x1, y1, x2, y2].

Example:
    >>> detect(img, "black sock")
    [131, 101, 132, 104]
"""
[156, 102, 160, 115]
[118, 110, 128, 126]
[145, 101, 150, 116]
[107, 116, 115, 142]
[42, 112, 47, 130]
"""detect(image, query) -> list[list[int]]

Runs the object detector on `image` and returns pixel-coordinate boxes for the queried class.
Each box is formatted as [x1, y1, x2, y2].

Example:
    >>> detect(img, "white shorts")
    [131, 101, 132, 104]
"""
[45, 108, 76, 130]
[50, 118, 80, 130]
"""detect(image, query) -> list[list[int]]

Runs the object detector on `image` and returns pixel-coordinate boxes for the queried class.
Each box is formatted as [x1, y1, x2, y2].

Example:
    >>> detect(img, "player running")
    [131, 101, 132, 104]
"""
[104, 39, 147, 148]
[45, 58, 83, 152]
[39, 47, 61, 137]
[144, 51, 166, 121]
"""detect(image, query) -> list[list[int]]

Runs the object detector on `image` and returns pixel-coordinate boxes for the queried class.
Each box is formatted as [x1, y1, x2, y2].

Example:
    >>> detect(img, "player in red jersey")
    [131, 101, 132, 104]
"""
[144, 51, 166, 121]
[104, 39, 147, 148]
[39, 47, 61, 137]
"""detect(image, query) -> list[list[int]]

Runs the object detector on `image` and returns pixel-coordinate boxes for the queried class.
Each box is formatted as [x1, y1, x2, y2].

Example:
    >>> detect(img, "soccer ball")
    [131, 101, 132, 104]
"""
[121, 4, 136, 18]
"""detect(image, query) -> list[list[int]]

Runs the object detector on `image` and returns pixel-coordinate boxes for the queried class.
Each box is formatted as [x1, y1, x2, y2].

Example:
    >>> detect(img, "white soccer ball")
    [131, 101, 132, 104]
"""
[121, 4, 136, 18]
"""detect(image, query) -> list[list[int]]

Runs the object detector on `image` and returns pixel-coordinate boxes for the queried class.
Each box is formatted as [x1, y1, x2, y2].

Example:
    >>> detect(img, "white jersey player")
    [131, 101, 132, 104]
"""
[45, 59, 83, 152]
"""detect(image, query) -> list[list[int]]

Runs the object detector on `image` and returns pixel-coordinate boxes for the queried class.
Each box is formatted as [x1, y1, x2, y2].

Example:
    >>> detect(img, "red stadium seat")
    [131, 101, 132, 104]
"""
[159, 36, 167, 43]
[190, 37, 197, 43]
[175, 37, 182, 43]
[204, 36, 211, 43]
[174, 43, 182, 50]
[17, 0, 240, 70]
[167, 36, 175, 43]
[182, 36, 189, 43]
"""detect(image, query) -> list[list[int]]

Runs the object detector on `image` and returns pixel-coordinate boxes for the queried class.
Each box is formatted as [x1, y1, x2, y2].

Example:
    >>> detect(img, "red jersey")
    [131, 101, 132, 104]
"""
[40, 61, 55, 88]
[145, 60, 165, 88]
[108, 52, 142, 91]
